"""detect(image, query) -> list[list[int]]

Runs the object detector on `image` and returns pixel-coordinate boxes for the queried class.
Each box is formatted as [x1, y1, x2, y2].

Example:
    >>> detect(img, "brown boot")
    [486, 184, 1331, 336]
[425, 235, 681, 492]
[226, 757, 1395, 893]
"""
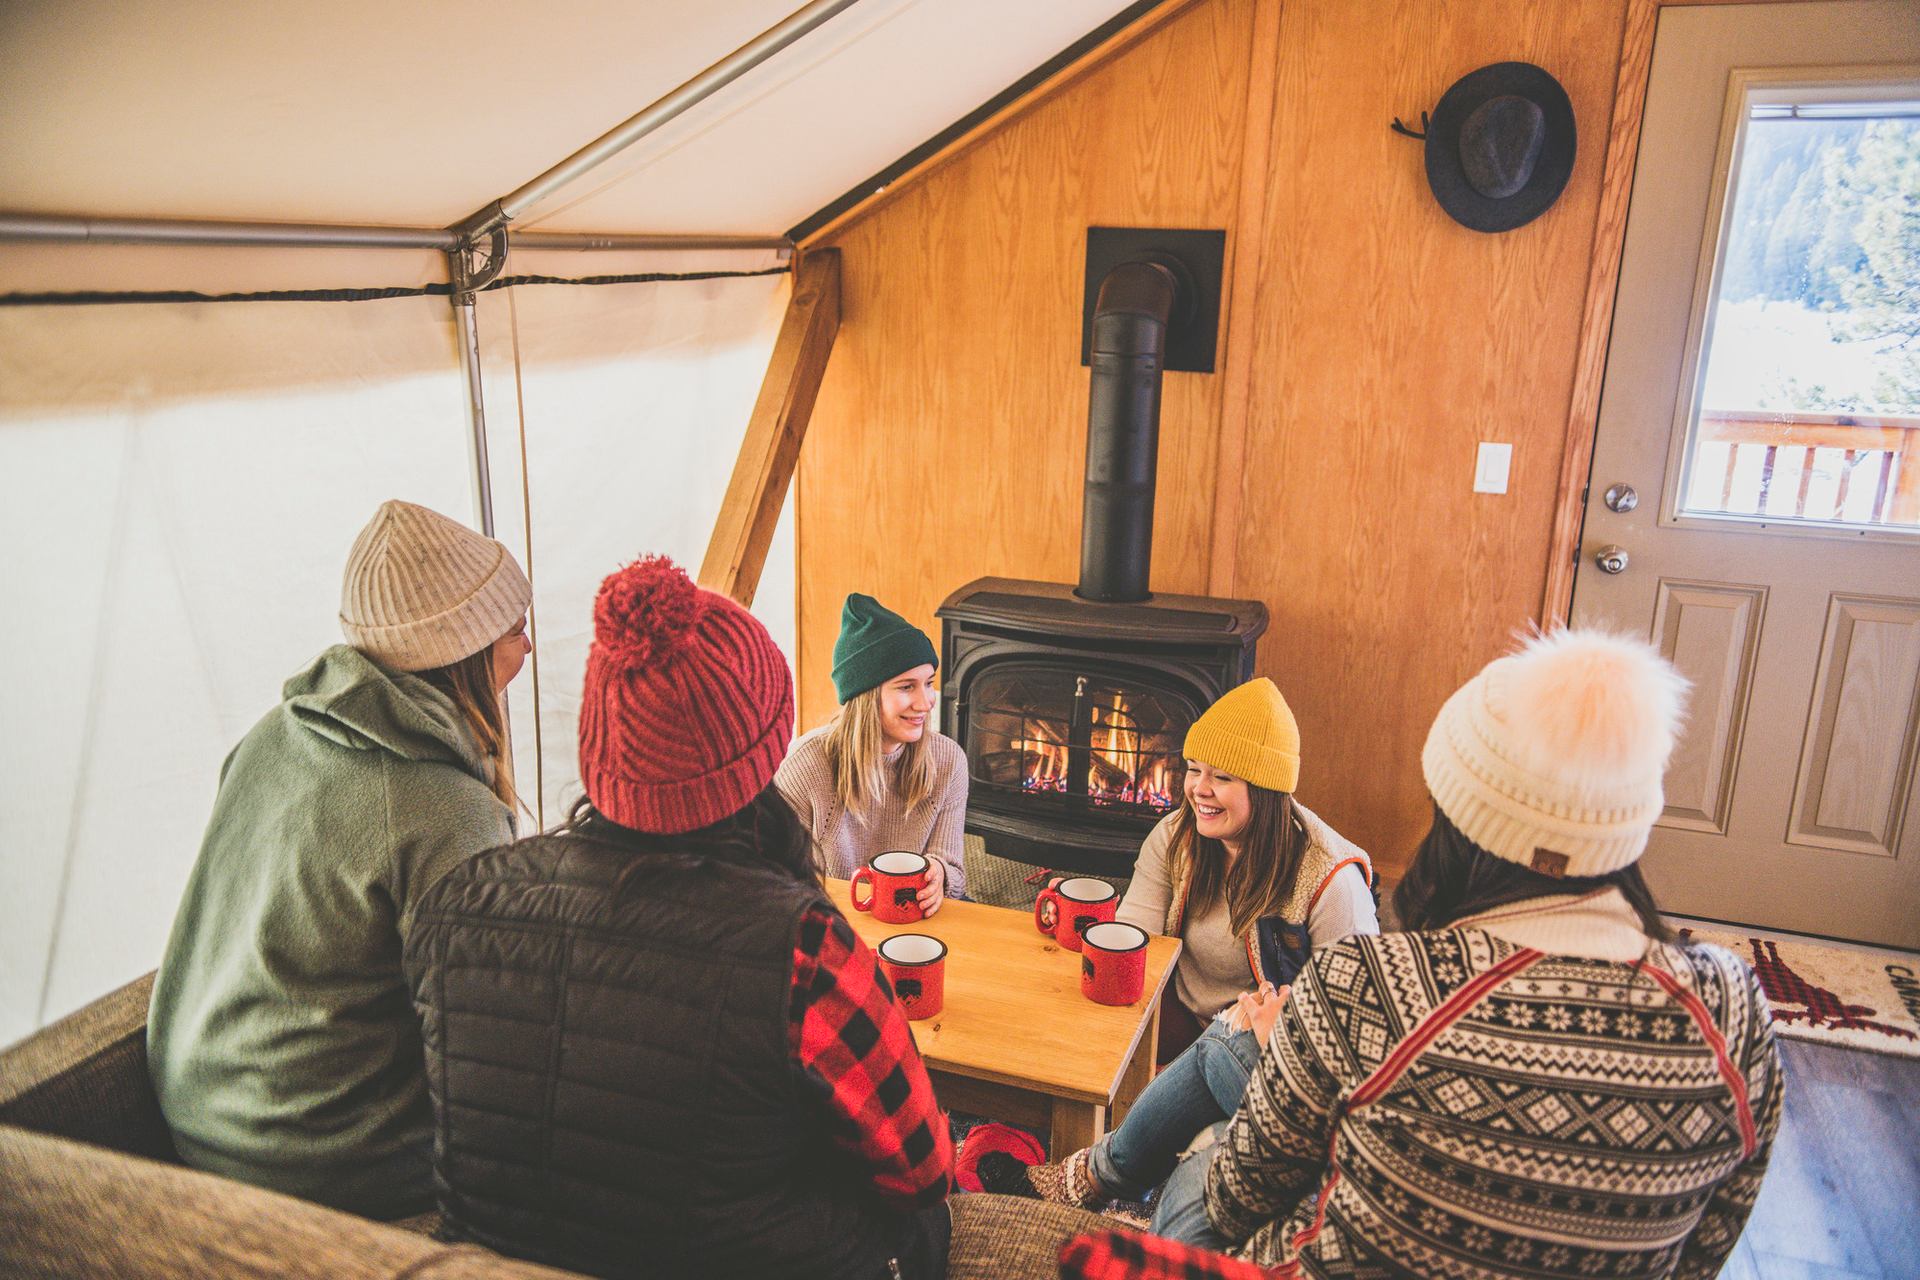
[1025, 1146, 1105, 1209]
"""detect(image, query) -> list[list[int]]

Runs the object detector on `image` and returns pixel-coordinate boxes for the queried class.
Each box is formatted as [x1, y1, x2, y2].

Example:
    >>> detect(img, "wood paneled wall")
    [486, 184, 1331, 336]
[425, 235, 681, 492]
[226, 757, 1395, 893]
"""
[796, 0, 1630, 877]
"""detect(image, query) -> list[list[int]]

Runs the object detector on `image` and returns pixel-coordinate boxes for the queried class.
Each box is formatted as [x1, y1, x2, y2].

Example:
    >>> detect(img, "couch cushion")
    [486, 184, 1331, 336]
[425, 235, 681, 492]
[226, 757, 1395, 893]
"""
[0, 973, 176, 1163]
[948, 1193, 1110, 1280]
[0, 1126, 577, 1280]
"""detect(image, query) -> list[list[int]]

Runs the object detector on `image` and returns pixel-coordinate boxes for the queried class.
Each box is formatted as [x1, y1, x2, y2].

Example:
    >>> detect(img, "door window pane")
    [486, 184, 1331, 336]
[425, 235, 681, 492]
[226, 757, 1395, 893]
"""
[1681, 88, 1920, 530]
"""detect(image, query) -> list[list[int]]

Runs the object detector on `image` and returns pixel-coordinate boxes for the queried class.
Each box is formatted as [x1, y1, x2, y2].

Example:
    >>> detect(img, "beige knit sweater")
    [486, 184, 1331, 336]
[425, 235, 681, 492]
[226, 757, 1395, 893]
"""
[1116, 804, 1376, 1018]
[773, 725, 969, 898]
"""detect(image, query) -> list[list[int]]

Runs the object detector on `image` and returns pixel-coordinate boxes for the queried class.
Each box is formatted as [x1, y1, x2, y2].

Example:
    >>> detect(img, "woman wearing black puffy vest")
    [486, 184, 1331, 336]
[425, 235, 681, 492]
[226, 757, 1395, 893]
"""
[405, 556, 953, 1280]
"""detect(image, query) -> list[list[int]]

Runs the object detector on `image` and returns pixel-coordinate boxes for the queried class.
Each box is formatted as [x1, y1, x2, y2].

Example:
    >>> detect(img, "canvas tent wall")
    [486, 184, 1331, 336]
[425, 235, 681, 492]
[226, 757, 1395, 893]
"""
[0, 0, 1149, 1045]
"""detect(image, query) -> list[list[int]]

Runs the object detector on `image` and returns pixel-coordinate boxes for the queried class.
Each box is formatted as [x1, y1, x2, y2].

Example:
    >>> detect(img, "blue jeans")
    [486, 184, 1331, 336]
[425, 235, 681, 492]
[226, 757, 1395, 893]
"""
[1148, 1125, 1233, 1252]
[1086, 1020, 1261, 1200]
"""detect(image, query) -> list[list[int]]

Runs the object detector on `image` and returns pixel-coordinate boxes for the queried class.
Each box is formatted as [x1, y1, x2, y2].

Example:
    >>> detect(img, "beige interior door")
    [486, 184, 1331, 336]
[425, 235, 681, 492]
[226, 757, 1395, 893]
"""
[1571, 1, 1920, 948]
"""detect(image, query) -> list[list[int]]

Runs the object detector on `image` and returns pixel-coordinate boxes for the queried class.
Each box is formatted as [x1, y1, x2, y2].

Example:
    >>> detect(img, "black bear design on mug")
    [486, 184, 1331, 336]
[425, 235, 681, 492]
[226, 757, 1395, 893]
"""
[1073, 913, 1098, 936]
[895, 977, 923, 1001]
[893, 886, 920, 909]
[1082, 956, 1096, 981]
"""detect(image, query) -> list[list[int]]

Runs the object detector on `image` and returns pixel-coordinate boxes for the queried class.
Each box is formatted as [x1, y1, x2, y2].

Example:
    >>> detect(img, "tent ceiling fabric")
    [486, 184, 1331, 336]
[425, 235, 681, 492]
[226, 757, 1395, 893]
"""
[0, 0, 1142, 237]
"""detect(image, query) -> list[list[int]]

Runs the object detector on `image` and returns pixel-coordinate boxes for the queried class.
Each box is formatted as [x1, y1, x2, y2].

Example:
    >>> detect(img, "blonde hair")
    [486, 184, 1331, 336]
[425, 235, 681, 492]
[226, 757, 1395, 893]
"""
[418, 646, 520, 816]
[824, 685, 934, 824]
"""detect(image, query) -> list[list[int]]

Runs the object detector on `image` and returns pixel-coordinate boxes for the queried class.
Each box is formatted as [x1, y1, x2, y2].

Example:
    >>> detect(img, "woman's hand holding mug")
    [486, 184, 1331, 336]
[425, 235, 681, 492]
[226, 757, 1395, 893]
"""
[917, 858, 946, 917]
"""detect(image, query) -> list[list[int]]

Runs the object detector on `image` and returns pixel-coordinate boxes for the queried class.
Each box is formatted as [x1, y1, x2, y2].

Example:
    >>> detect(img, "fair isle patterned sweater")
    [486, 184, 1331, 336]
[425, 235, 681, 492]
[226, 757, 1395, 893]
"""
[1204, 890, 1782, 1279]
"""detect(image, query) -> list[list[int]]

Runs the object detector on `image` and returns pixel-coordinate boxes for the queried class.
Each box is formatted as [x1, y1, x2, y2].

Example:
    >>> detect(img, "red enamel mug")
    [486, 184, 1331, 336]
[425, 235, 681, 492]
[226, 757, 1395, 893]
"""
[851, 850, 929, 924]
[1033, 877, 1119, 952]
[1080, 921, 1150, 1006]
[877, 932, 947, 1020]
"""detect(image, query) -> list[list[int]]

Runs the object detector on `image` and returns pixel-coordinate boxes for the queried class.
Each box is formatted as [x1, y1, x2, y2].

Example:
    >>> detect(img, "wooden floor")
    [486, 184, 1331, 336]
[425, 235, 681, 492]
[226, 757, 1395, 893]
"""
[1721, 1039, 1920, 1279]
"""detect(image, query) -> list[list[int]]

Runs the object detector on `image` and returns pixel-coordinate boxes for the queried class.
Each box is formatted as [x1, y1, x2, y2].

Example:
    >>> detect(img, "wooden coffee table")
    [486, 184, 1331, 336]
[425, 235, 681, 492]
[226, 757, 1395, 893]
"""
[826, 878, 1181, 1159]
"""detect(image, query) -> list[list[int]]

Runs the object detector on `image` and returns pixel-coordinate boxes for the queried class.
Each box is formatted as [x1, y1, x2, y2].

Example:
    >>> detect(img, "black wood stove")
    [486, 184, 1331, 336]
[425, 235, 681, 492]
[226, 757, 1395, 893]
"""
[938, 246, 1267, 875]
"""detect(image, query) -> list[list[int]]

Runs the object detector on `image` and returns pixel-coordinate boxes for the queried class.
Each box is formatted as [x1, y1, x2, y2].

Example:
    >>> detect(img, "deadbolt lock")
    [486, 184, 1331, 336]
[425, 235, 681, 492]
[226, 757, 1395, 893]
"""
[1603, 483, 1638, 514]
[1594, 544, 1630, 575]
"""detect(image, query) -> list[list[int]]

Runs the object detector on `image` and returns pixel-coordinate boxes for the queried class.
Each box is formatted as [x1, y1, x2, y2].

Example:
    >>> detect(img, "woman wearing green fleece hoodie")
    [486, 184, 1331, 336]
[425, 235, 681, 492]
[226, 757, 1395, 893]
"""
[148, 500, 532, 1219]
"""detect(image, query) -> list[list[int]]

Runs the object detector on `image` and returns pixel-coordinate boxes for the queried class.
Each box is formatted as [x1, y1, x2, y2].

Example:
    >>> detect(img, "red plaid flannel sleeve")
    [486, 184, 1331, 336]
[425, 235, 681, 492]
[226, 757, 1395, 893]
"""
[789, 904, 953, 1207]
[1059, 1230, 1273, 1280]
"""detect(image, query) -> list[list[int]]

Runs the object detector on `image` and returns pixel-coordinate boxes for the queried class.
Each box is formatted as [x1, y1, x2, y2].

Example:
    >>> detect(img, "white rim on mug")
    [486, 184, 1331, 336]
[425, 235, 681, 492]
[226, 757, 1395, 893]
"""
[1057, 877, 1117, 905]
[877, 933, 947, 966]
[1081, 922, 1148, 954]
[872, 850, 930, 876]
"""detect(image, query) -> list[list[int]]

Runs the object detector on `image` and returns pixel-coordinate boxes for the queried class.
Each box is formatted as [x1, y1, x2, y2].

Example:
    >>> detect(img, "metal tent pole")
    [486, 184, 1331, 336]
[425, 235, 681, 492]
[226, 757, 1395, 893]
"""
[453, 294, 496, 538]
[447, 232, 510, 538]
[454, 0, 863, 240]
[0, 215, 458, 248]
[0, 214, 791, 253]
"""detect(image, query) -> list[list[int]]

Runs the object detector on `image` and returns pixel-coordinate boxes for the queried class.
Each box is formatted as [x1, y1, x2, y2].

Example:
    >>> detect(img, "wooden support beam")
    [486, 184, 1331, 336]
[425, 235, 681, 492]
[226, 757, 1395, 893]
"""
[699, 248, 841, 606]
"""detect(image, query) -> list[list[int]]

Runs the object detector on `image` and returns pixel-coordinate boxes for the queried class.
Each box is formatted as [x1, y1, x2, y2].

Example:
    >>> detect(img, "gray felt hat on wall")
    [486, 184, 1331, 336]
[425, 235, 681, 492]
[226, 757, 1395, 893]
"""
[1394, 61, 1577, 233]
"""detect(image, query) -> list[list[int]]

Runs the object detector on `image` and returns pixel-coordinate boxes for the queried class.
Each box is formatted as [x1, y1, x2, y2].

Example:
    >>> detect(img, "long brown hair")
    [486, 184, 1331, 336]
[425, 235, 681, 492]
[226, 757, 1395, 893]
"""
[1168, 782, 1309, 937]
[417, 646, 518, 814]
[824, 685, 934, 824]
[1393, 806, 1675, 943]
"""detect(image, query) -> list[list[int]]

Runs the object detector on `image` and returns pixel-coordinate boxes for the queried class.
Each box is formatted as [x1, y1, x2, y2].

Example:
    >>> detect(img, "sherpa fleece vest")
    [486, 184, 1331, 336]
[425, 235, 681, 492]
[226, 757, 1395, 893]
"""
[405, 834, 909, 1280]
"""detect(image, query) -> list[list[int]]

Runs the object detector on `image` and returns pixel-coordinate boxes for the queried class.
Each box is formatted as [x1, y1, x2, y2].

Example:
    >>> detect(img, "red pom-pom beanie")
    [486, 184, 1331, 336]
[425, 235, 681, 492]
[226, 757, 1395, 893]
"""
[578, 556, 794, 835]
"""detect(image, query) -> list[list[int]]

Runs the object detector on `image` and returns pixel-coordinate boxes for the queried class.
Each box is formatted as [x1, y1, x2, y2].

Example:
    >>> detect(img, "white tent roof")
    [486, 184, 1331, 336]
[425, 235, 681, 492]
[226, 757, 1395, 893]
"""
[0, 0, 1142, 237]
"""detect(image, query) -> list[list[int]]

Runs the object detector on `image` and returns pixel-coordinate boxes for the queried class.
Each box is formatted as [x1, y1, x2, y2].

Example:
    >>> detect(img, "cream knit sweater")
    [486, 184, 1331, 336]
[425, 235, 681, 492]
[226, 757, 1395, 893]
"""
[773, 725, 969, 898]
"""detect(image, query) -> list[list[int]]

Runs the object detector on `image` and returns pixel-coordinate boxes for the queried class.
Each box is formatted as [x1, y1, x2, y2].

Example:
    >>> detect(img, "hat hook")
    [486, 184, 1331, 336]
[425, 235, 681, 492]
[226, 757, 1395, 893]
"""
[1389, 110, 1429, 140]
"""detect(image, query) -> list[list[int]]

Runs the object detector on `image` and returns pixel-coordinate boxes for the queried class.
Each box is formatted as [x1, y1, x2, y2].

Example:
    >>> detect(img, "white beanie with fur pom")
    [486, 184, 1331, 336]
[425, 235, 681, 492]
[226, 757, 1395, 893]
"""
[1421, 630, 1689, 878]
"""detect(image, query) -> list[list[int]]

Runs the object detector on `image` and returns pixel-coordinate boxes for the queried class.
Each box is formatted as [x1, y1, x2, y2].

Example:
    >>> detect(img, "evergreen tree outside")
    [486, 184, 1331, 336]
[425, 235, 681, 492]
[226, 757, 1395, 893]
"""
[1828, 120, 1920, 413]
[1706, 111, 1919, 417]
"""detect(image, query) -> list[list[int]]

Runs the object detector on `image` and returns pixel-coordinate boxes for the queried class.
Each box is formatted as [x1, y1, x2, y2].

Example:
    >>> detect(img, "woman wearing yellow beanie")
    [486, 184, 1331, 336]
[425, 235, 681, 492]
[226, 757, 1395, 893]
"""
[979, 676, 1376, 1210]
[1119, 676, 1376, 1047]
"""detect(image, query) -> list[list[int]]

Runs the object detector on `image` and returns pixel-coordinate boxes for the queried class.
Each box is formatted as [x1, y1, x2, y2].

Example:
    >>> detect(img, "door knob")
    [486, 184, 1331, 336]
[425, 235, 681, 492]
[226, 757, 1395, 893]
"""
[1603, 483, 1638, 514]
[1594, 544, 1629, 575]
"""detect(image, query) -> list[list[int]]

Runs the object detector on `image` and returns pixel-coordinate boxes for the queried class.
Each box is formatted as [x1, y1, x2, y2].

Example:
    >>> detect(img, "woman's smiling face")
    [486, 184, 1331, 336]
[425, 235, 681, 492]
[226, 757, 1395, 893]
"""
[1186, 761, 1252, 847]
[879, 664, 937, 746]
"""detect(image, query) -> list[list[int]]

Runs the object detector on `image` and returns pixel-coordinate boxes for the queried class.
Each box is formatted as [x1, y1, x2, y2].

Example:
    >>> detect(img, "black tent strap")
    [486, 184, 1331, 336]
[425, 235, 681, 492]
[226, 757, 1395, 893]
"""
[0, 266, 790, 307]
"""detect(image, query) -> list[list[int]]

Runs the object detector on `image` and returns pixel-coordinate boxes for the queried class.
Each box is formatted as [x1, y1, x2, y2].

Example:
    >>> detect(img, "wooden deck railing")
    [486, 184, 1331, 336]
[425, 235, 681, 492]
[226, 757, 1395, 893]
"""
[1695, 409, 1920, 526]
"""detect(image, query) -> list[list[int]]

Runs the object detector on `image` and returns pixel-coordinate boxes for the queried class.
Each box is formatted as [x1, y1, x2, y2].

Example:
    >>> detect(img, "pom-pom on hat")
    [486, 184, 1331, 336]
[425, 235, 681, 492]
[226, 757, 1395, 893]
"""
[1422, 629, 1688, 878]
[578, 556, 794, 835]
[339, 499, 531, 672]
[830, 593, 938, 704]
[1182, 677, 1300, 794]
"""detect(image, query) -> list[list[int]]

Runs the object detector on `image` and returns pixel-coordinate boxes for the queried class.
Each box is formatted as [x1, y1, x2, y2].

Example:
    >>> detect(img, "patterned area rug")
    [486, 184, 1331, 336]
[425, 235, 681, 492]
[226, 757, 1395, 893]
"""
[1676, 923, 1920, 1059]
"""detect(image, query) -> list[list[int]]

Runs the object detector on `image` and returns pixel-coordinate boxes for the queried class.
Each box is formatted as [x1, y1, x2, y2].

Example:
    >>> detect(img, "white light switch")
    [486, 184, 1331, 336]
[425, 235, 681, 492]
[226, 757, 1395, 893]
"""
[1473, 442, 1512, 495]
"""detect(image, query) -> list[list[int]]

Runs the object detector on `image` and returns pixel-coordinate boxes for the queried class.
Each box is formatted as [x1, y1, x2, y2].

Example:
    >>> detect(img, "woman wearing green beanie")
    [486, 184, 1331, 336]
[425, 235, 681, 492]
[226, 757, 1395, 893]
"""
[775, 593, 968, 911]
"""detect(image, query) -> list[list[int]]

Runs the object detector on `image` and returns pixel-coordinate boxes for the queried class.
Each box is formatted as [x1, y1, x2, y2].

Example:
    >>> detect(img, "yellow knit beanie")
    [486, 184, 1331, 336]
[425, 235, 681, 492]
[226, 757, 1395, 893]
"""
[1183, 677, 1300, 793]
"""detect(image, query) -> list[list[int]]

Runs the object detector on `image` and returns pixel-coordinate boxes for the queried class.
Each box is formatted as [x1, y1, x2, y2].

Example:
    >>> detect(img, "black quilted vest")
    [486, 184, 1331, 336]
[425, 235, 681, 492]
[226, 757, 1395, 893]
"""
[405, 833, 912, 1280]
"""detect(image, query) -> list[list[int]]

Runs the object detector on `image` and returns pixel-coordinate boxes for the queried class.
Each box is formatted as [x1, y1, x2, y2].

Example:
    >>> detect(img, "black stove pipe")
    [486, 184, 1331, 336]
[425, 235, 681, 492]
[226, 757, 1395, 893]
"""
[1077, 258, 1180, 603]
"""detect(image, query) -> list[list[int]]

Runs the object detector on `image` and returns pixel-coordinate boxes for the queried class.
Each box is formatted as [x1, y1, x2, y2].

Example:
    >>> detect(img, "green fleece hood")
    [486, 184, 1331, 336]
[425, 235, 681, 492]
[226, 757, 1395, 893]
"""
[282, 644, 488, 775]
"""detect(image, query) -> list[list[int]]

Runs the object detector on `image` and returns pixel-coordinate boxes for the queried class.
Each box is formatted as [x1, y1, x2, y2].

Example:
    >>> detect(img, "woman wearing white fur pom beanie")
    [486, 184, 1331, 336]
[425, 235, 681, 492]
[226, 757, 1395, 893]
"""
[1117, 630, 1783, 1280]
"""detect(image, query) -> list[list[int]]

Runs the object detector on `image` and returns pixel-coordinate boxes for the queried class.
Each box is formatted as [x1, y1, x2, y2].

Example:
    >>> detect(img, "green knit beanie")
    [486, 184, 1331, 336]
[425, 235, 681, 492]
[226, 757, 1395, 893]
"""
[831, 593, 938, 703]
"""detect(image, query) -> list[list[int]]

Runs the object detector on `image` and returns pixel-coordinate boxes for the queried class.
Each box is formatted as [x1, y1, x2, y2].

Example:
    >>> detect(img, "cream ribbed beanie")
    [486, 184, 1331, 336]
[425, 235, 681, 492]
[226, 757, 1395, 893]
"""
[1421, 629, 1688, 878]
[339, 500, 531, 672]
